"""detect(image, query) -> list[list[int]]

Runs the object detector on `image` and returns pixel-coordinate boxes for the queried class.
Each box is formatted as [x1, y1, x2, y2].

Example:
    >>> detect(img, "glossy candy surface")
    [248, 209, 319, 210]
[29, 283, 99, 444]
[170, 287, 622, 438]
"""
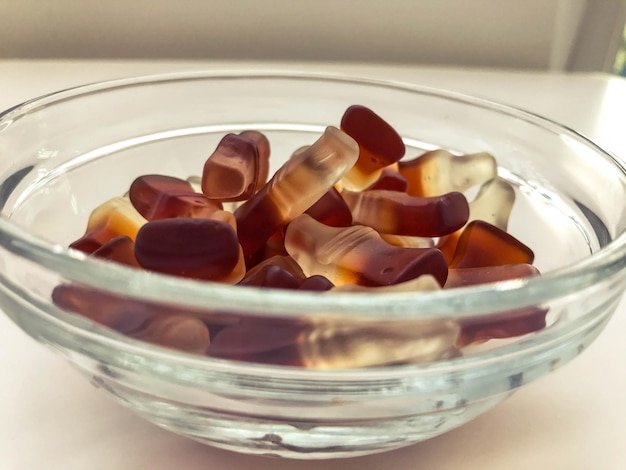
[134, 218, 242, 281]
[235, 126, 359, 256]
[91, 235, 141, 268]
[342, 189, 469, 237]
[61, 105, 544, 367]
[399, 150, 497, 197]
[365, 167, 408, 192]
[285, 214, 448, 287]
[129, 174, 222, 220]
[340, 105, 405, 190]
[438, 177, 516, 262]
[201, 133, 263, 201]
[69, 197, 146, 253]
[209, 317, 460, 368]
[450, 220, 534, 268]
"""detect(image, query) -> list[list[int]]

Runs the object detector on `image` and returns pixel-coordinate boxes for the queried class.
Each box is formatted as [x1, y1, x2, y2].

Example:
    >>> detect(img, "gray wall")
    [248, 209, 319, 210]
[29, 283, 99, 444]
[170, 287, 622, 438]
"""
[0, 0, 622, 71]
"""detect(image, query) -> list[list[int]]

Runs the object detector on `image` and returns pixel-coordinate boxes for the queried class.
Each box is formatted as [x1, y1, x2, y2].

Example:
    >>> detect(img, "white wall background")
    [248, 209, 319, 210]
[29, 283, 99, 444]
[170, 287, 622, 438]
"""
[0, 0, 623, 71]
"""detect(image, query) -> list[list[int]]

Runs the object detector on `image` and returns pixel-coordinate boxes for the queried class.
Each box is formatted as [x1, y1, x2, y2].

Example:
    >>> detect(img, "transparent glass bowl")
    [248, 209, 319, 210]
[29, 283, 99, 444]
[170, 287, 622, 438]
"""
[1, 71, 625, 459]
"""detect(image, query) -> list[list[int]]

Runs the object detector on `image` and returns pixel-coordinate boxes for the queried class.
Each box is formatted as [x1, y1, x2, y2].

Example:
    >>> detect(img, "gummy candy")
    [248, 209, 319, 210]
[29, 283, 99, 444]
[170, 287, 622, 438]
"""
[342, 189, 469, 237]
[69, 197, 146, 253]
[61, 104, 545, 367]
[399, 150, 497, 197]
[285, 214, 448, 287]
[235, 126, 359, 256]
[450, 220, 534, 268]
[134, 217, 243, 281]
[340, 105, 405, 190]
[201, 133, 263, 201]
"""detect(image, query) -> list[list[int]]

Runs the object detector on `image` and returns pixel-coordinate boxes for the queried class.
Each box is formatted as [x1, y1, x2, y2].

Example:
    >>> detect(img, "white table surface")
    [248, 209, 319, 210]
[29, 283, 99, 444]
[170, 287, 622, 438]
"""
[0, 60, 625, 470]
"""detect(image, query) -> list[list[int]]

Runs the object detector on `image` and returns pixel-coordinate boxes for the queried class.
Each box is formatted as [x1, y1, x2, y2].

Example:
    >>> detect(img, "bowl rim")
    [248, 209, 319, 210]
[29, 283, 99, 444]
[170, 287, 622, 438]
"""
[1, 69, 626, 321]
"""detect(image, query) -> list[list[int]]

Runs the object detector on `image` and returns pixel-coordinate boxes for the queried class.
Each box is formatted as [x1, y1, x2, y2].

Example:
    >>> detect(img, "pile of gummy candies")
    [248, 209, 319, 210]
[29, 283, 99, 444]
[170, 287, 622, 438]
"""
[52, 105, 547, 368]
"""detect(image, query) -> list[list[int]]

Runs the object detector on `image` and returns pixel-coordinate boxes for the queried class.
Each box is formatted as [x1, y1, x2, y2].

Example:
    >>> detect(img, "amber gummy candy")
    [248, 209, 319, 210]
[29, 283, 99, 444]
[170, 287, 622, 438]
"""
[235, 126, 359, 257]
[437, 177, 516, 262]
[209, 317, 460, 368]
[445, 263, 539, 288]
[450, 220, 534, 268]
[399, 149, 497, 197]
[305, 187, 353, 227]
[201, 133, 264, 201]
[340, 105, 405, 190]
[457, 306, 547, 347]
[52, 284, 211, 354]
[91, 235, 140, 268]
[285, 214, 448, 287]
[365, 167, 408, 192]
[342, 189, 469, 237]
[129, 174, 223, 221]
[69, 197, 146, 254]
[134, 217, 242, 281]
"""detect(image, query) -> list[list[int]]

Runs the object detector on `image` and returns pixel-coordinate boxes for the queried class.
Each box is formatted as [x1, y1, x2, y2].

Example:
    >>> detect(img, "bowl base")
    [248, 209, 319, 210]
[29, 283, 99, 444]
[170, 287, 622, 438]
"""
[93, 376, 507, 459]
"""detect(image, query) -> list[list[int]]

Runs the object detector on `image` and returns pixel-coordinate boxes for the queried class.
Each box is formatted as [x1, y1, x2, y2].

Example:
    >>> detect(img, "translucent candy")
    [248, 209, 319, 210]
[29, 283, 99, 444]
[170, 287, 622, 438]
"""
[234, 127, 359, 256]
[399, 150, 497, 197]
[52, 283, 154, 335]
[134, 217, 243, 281]
[208, 318, 305, 366]
[298, 275, 335, 291]
[342, 189, 469, 237]
[52, 283, 237, 330]
[52, 284, 211, 354]
[450, 220, 534, 268]
[469, 177, 516, 231]
[437, 177, 516, 262]
[285, 214, 448, 287]
[445, 263, 539, 288]
[238, 264, 302, 289]
[340, 105, 405, 190]
[69, 196, 146, 254]
[330, 274, 440, 293]
[202, 133, 262, 201]
[365, 166, 408, 192]
[243, 255, 307, 283]
[298, 320, 460, 368]
[129, 174, 222, 220]
[132, 314, 211, 354]
[92, 235, 140, 268]
[379, 233, 434, 249]
[457, 306, 547, 347]
[305, 187, 353, 227]
[257, 228, 289, 264]
[239, 130, 271, 186]
[208, 317, 460, 368]
[186, 175, 203, 193]
[238, 264, 334, 291]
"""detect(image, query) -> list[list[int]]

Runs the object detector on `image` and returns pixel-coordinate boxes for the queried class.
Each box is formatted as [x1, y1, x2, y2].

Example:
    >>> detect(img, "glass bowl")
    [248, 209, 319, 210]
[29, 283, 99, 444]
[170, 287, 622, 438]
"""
[1, 71, 625, 459]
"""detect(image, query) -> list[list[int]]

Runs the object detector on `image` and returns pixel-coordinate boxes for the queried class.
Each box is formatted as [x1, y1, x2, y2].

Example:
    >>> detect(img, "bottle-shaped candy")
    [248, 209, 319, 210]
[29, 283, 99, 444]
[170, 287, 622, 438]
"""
[92, 235, 141, 268]
[235, 126, 359, 256]
[437, 177, 516, 262]
[339, 105, 405, 190]
[208, 316, 460, 368]
[201, 133, 267, 201]
[134, 217, 245, 283]
[450, 220, 534, 268]
[129, 174, 222, 221]
[69, 196, 146, 254]
[342, 189, 469, 237]
[399, 149, 497, 197]
[284, 214, 448, 287]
